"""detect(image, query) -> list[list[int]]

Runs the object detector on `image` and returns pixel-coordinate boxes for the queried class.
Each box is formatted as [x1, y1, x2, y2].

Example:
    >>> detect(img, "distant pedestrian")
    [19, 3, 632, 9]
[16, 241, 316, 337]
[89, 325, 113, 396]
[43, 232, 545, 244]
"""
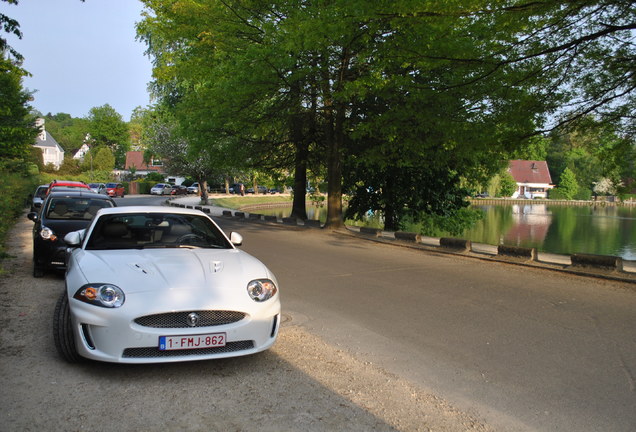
[240, 183, 245, 196]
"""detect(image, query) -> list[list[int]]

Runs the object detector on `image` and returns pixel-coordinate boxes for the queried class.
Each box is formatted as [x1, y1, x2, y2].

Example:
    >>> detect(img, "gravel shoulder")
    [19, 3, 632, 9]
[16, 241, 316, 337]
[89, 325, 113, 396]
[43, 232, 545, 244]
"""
[1, 212, 493, 431]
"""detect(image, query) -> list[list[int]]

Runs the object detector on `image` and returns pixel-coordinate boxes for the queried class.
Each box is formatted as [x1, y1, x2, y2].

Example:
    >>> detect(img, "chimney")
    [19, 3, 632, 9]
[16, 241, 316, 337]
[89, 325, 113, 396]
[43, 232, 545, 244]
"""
[35, 118, 46, 141]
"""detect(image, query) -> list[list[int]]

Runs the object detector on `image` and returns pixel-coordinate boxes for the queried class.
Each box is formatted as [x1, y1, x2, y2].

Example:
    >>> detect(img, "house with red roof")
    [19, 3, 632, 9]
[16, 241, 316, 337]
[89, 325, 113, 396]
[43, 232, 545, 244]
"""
[124, 151, 165, 175]
[508, 160, 554, 199]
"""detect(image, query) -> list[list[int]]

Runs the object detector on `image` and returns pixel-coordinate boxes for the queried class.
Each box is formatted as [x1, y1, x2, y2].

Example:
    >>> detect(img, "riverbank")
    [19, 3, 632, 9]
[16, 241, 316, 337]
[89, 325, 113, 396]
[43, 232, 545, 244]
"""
[470, 197, 636, 206]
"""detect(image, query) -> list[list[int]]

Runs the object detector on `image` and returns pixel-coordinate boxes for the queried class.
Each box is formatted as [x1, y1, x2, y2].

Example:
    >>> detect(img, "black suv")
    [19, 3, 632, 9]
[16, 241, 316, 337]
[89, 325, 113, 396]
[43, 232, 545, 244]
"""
[27, 190, 116, 277]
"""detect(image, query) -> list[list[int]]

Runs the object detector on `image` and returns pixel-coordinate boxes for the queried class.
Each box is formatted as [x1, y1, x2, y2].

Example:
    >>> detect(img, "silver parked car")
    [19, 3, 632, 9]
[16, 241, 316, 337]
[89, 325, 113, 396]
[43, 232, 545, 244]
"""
[150, 183, 173, 195]
[88, 183, 107, 194]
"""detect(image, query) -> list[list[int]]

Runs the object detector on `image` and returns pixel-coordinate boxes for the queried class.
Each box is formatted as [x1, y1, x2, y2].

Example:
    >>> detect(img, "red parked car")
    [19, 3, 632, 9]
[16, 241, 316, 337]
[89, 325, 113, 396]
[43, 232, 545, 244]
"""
[46, 180, 91, 195]
[171, 184, 188, 195]
[105, 183, 125, 198]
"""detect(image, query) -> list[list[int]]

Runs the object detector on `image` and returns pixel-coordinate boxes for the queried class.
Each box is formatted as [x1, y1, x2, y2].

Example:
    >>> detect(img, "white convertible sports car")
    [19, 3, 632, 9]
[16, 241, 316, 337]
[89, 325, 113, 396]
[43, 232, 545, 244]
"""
[54, 206, 281, 364]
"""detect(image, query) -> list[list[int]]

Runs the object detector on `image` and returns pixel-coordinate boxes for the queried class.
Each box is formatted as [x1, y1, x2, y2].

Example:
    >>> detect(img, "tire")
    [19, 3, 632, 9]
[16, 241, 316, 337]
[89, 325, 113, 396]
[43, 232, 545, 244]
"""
[33, 264, 44, 278]
[33, 252, 44, 278]
[53, 290, 83, 363]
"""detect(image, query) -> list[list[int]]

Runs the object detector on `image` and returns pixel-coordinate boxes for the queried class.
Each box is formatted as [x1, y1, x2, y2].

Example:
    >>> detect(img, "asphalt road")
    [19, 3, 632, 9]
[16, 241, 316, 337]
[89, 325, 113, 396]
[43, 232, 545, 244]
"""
[214, 216, 636, 432]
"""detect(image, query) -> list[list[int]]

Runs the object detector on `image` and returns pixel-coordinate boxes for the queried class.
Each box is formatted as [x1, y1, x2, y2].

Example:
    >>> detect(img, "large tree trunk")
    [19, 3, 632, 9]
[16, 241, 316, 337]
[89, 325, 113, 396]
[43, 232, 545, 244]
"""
[323, 48, 350, 229]
[324, 103, 345, 229]
[291, 120, 308, 220]
[200, 179, 209, 205]
[291, 147, 309, 220]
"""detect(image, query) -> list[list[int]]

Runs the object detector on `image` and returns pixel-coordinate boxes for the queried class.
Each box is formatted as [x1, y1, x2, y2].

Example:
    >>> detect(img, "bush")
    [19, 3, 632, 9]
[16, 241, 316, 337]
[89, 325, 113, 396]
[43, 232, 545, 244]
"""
[548, 188, 567, 200]
[0, 169, 40, 266]
[574, 188, 592, 201]
[404, 207, 483, 237]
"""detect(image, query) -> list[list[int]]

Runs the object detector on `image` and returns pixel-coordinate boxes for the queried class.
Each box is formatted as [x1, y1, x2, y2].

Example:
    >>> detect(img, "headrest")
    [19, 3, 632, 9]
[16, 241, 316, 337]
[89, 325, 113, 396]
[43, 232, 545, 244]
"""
[103, 222, 128, 238]
[170, 223, 191, 236]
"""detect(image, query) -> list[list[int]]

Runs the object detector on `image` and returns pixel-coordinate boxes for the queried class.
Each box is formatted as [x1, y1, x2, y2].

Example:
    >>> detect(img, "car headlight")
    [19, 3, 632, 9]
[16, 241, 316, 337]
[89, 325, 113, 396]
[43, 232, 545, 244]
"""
[74, 284, 125, 308]
[247, 279, 277, 302]
[40, 226, 56, 241]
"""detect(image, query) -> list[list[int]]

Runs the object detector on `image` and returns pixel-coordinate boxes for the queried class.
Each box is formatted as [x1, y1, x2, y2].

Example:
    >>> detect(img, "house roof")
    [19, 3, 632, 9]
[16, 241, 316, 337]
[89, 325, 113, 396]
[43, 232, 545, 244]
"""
[124, 151, 163, 172]
[508, 160, 553, 185]
[34, 131, 64, 152]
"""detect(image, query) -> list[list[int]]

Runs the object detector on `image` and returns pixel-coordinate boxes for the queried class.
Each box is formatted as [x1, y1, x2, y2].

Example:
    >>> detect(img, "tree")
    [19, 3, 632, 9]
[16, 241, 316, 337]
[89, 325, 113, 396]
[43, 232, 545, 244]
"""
[499, 171, 518, 198]
[43, 113, 90, 153]
[558, 168, 579, 200]
[57, 154, 81, 176]
[593, 178, 620, 196]
[138, 0, 634, 232]
[0, 57, 37, 162]
[92, 146, 115, 171]
[1, 0, 23, 61]
[86, 104, 130, 168]
[141, 107, 223, 204]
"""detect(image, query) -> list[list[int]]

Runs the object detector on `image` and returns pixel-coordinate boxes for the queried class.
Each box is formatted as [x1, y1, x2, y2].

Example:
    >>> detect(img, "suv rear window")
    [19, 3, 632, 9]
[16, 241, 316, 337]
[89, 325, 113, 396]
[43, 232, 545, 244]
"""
[46, 197, 115, 220]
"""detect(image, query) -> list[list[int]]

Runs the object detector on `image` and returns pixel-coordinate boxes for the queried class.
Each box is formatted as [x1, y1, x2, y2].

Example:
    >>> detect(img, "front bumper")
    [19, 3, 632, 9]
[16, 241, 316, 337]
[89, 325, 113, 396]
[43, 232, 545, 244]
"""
[69, 296, 281, 364]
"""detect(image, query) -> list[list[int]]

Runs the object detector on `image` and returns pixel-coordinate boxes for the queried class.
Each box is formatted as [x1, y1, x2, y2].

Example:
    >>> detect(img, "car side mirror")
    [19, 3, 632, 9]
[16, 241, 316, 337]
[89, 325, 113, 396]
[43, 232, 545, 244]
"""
[64, 230, 84, 247]
[230, 232, 243, 246]
[27, 212, 38, 222]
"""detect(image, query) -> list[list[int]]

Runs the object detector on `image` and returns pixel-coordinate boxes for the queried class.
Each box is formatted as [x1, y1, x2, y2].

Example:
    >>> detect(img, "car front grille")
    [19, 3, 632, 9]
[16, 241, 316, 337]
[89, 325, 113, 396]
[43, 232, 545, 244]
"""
[122, 340, 255, 358]
[134, 310, 246, 328]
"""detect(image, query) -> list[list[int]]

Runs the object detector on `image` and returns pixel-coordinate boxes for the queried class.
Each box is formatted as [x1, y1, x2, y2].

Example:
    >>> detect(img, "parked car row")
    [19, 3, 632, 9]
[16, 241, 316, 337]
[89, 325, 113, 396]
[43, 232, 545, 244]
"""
[150, 182, 207, 195]
[27, 180, 281, 365]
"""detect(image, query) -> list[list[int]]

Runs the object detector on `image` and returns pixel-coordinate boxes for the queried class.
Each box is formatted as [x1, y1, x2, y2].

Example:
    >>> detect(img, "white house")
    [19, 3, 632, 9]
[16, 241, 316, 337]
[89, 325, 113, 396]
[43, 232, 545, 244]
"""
[33, 118, 64, 169]
[508, 160, 555, 199]
[73, 143, 91, 162]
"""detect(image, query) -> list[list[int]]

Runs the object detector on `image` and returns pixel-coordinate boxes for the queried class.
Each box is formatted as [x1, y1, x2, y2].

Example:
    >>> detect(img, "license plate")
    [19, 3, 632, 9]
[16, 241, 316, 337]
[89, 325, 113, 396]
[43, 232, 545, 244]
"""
[159, 333, 226, 351]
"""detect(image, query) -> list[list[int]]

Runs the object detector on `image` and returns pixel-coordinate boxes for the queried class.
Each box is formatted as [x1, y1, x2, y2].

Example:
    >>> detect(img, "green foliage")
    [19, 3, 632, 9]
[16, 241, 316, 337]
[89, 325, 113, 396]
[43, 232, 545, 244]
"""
[57, 154, 81, 176]
[0, 169, 40, 269]
[547, 119, 634, 191]
[145, 172, 165, 182]
[557, 167, 579, 200]
[498, 171, 518, 197]
[92, 147, 115, 171]
[0, 57, 38, 161]
[138, 0, 636, 231]
[42, 113, 90, 152]
[404, 207, 484, 238]
[131, 180, 158, 194]
[344, 155, 471, 232]
[86, 104, 130, 168]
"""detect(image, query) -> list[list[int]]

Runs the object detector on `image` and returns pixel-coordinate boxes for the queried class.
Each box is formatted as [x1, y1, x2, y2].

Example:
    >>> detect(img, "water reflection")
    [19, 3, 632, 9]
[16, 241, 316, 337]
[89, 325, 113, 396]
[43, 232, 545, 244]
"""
[504, 205, 552, 246]
[252, 203, 636, 260]
[465, 204, 636, 260]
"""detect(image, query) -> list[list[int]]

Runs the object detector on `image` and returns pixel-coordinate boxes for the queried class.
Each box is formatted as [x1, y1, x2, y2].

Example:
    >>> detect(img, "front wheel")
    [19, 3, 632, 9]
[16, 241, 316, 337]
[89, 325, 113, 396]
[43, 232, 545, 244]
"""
[53, 290, 83, 363]
[33, 264, 44, 278]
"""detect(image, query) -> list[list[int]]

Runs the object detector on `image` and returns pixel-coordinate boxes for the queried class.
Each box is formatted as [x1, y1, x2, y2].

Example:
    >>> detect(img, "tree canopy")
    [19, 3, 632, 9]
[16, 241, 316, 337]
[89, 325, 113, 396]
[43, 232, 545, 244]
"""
[137, 0, 635, 230]
[85, 104, 130, 168]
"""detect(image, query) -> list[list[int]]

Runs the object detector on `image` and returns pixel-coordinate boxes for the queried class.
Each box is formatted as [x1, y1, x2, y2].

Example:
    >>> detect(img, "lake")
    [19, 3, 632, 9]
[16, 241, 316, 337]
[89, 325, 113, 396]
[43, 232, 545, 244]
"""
[254, 203, 636, 260]
[464, 204, 636, 260]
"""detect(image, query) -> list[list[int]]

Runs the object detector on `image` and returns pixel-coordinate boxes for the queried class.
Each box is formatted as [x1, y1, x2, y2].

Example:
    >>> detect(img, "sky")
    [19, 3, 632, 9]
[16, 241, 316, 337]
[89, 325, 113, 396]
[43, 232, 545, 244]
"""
[3, 0, 153, 121]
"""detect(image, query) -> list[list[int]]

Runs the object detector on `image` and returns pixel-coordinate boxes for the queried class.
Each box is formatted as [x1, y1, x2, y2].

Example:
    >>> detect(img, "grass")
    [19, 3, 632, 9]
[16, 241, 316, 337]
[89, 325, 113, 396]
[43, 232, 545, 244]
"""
[210, 195, 293, 209]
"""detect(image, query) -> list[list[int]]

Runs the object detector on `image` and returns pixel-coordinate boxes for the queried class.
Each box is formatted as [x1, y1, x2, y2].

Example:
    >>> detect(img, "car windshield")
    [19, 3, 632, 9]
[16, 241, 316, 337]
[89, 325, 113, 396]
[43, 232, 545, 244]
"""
[35, 186, 48, 198]
[88, 183, 101, 188]
[85, 213, 233, 250]
[106, 183, 117, 188]
[46, 197, 115, 220]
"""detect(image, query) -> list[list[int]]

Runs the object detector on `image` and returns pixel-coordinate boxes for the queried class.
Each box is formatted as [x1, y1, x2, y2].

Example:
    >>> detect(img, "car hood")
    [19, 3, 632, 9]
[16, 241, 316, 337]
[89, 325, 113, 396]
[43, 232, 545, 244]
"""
[73, 248, 272, 294]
